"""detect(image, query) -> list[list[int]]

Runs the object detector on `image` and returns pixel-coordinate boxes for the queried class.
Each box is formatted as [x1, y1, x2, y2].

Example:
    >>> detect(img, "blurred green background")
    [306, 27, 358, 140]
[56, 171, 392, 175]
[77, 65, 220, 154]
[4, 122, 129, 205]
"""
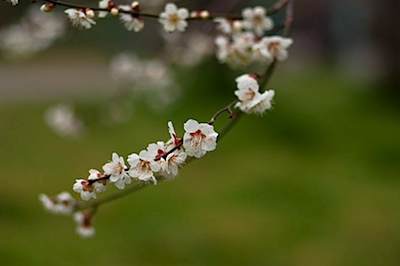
[1, 0, 400, 265]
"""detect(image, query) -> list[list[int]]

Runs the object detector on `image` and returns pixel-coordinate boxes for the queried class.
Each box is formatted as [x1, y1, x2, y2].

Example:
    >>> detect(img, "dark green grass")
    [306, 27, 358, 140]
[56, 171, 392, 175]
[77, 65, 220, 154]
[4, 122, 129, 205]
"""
[0, 67, 399, 265]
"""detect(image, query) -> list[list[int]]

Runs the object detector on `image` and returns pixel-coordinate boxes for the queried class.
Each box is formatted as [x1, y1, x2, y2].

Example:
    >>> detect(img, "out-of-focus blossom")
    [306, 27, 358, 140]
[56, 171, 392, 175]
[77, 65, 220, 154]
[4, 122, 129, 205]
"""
[0, 7, 66, 59]
[64, 8, 96, 30]
[39, 192, 76, 215]
[215, 32, 255, 68]
[119, 5, 144, 32]
[158, 3, 189, 32]
[5, 0, 18, 5]
[214, 18, 232, 34]
[241, 6, 273, 36]
[98, 0, 111, 18]
[44, 103, 85, 138]
[109, 53, 181, 111]
[254, 36, 293, 61]
[74, 212, 95, 238]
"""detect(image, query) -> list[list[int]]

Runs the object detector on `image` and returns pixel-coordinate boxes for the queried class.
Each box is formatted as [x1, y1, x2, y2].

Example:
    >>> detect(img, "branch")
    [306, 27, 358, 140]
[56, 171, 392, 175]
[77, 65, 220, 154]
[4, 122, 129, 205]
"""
[47, 0, 296, 215]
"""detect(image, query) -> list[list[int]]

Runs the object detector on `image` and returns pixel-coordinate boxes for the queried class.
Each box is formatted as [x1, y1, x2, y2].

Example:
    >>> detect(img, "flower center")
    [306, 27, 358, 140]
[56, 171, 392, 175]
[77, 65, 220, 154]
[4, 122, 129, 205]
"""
[244, 88, 256, 100]
[113, 162, 124, 174]
[139, 159, 150, 171]
[169, 13, 179, 23]
[268, 41, 280, 54]
[190, 130, 206, 150]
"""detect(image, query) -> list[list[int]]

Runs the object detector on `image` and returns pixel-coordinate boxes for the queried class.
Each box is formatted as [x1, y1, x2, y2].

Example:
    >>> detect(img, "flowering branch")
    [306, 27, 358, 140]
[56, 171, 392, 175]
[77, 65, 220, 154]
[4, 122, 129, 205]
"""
[22, 0, 297, 237]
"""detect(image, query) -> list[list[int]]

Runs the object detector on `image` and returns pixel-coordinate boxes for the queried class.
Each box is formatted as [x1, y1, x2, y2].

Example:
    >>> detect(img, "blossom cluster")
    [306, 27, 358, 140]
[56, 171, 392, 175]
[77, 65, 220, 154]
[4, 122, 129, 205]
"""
[234, 74, 275, 115]
[72, 119, 217, 201]
[39, 119, 218, 237]
[214, 6, 293, 68]
[37, 1, 191, 33]
[0, 7, 65, 59]
[39, 192, 95, 237]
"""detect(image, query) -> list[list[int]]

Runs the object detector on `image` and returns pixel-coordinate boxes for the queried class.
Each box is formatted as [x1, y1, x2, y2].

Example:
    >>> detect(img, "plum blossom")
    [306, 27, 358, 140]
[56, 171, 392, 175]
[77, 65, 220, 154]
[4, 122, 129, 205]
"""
[45, 103, 84, 138]
[98, 0, 111, 18]
[241, 6, 273, 36]
[148, 141, 187, 179]
[74, 211, 95, 238]
[0, 7, 66, 59]
[253, 36, 293, 61]
[234, 74, 275, 114]
[5, 0, 18, 5]
[183, 119, 218, 158]
[72, 169, 107, 201]
[73, 179, 97, 201]
[119, 5, 144, 32]
[88, 169, 108, 193]
[166, 121, 181, 147]
[128, 149, 161, 184]
[64, 8, 96, 30]
[159, 150, 187, 178]
[103, 152, 131, 189]
[215, 32, 255, 68]
[158, 3, 189, 32]
[214, 18, 232, 34]
[39, 192, 75, 215]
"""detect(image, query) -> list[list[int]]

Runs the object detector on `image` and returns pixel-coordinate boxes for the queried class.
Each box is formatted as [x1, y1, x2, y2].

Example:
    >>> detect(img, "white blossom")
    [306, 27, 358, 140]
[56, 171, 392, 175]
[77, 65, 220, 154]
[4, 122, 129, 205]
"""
[74, 212, 95, 238]
[246, 90, 275, 115]
[0, 7, 66, 59]
[241, 6, 273, 36]
[214, 18, 232, 34]
[162, 151, 187, 178]
[44, 103, 84, 138]
[183, 119, 218, 158]
[64, 8, 96, 30]
[147, 141, 186, 179]
[215, 32, 255, 68]
[5, 0, 18, 5]
[215, 35, 229, 63]
[166, 121, 181, 147]
[119, 5, 145, 32]
[127, 150, 161, 184]
[98, 0, 111, 18]
[88, 169, 107, 193]
[73, 179, 97, 201]
[102, 152, 131, 190]
[234, 74, 275, 114]
[109, 53, 143, 83]
[39, 192, 75, 215]
[158, 3, 189, 32]
[254, 36, 293, 62]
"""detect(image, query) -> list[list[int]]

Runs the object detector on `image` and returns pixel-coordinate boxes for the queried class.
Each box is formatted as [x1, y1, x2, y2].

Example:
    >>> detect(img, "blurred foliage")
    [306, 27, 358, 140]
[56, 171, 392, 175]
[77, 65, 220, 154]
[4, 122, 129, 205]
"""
[0, 60, 399, 265]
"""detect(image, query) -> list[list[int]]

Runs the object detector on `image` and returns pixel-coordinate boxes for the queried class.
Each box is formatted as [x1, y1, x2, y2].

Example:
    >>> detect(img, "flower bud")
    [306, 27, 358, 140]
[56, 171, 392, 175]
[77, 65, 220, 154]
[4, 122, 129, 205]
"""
[110, 7, 119, 16]
[200, 10, 210, 19]
[232, 20, 242, 32]
[190, 10, 200, 18]
[131, 1, 140, 9]
[85, 8, 95, 19]
[40, 3, 54, 13]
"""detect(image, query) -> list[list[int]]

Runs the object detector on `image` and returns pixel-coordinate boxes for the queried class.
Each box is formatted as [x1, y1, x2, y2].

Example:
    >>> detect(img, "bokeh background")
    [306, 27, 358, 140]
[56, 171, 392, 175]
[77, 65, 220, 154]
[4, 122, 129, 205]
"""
[1, 0, 399, 265]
